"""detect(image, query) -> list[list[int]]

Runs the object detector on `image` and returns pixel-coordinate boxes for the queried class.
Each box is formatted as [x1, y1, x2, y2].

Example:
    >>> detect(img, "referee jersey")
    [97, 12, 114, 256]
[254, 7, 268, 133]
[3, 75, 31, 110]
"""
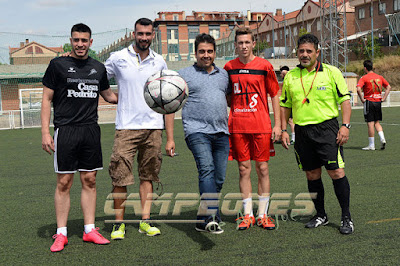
[280, 62, 350, 126]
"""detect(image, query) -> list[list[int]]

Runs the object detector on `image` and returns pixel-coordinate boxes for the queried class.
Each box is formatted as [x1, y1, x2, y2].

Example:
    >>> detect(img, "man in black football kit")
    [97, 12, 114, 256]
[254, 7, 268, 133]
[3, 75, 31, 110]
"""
[41, 23, 117, 252]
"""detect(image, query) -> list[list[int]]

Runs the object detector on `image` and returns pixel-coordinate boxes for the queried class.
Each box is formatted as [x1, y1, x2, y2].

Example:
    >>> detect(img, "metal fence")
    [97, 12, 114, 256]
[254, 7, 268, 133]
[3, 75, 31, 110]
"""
[0, 92, 398, 130]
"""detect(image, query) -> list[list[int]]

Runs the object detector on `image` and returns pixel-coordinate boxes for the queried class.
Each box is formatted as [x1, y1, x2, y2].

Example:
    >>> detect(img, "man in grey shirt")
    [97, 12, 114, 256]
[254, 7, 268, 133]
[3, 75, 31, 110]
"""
[178, 33, 230, 234]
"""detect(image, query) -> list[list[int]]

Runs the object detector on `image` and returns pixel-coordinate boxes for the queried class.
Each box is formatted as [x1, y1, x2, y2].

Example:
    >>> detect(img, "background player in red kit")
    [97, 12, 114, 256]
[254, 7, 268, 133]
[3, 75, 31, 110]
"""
[224, 27, 281, 230]
[356, 60, 391, 150]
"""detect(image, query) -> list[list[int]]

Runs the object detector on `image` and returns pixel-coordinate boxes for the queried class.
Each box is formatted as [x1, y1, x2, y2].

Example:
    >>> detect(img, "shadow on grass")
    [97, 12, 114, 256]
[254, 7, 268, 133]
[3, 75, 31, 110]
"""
[162, 210, 218, 251]
[37, 216, 114, 240]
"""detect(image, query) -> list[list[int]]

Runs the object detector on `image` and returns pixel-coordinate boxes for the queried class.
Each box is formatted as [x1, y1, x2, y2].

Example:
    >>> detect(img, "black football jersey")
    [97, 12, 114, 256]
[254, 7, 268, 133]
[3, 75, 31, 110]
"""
[43, 56, 109, 127]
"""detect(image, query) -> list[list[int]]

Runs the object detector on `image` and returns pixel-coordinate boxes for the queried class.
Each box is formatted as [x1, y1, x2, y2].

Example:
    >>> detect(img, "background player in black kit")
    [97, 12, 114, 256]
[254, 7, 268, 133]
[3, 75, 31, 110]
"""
[41, 23, 117, 252]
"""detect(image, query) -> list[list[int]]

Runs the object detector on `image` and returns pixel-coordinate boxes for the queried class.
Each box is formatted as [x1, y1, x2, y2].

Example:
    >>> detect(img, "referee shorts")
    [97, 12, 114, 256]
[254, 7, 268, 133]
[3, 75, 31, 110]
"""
[294, 118, 345, 171]
[54, 124, 103, 174]
[363, 100, 382, 122]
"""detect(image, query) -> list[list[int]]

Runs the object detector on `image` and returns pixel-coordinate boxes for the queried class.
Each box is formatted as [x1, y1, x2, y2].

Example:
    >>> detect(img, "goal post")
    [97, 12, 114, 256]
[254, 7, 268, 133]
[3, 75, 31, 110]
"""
[19, 88, 44, 129]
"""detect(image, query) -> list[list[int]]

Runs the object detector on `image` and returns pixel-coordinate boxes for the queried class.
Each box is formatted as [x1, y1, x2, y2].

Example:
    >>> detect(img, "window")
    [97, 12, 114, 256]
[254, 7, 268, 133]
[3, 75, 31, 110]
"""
[280, 30, 283, 39]
[167, 28, 179, 40]
[293, 27, 298, 36]
[173, 14, 179, 21]
[35, 46, 43, 54]
[209, 25, 220, 39]
[379, 2, 386, 14]
[307, 22, 312, 33]
[395, 0, 400, 12]
[358, 8, 365, 19]
[267, 34, 270, 42]
[162, 14, 165, 20]
[317, 20, 321, 31]
[25, 46, 33, 54]
[188, 26, 199, 39]
[168, 44, 179, 54]
[285, 28, 289, 36]
[257, 15, 262, 21]
[274, 31, 277, 40]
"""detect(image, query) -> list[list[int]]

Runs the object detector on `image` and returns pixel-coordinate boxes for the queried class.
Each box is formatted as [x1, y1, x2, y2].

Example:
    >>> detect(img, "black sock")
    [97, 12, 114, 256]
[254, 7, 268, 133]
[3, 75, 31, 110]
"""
[333, 176, 351, 219]
[307, 178, 326, 217]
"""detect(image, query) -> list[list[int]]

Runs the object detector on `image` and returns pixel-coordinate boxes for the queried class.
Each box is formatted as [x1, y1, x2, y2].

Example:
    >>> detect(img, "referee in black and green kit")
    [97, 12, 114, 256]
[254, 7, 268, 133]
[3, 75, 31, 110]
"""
[279, 34, 354, 234]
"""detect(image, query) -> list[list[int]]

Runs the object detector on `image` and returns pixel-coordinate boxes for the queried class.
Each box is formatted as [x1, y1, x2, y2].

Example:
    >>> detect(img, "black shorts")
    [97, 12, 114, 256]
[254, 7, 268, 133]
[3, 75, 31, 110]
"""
[364, 100, 382, 122]
[294, 118, 345, 171]
[54, 124, 103, 173]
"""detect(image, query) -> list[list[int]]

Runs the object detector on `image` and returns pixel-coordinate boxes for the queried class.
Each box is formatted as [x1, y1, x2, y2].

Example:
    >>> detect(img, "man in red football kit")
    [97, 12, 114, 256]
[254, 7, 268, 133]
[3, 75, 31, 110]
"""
[224, 27, 281, 230]
[356, 60, 391, 150]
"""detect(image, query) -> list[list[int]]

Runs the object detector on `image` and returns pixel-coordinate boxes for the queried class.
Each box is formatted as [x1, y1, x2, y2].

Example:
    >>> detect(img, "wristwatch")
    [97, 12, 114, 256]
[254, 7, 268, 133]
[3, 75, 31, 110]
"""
[341, 123, 351, 129]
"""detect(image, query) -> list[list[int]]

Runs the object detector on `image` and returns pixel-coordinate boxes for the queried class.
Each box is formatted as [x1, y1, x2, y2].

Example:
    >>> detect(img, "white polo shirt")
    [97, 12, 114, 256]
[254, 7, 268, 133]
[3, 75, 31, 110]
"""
[105, 45, 168, 130]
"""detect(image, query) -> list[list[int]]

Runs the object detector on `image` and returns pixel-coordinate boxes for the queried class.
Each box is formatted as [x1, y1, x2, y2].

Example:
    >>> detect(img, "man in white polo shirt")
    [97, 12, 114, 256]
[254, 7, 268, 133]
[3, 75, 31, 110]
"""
[105, 18, 175, 239]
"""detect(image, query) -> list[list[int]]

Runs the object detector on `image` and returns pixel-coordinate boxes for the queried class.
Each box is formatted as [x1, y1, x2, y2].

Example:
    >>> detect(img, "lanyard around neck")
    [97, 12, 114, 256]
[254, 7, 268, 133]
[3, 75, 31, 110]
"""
[300, 62, 321, 104]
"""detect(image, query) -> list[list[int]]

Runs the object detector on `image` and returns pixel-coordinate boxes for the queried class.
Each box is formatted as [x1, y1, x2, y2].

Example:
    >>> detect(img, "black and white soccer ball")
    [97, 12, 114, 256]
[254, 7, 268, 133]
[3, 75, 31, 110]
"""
[144, 70, 189, 114]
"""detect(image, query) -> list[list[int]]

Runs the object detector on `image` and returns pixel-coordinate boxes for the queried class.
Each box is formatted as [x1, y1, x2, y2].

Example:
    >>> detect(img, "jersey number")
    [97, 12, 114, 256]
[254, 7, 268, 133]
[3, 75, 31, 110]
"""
[369, 79, 382, 93]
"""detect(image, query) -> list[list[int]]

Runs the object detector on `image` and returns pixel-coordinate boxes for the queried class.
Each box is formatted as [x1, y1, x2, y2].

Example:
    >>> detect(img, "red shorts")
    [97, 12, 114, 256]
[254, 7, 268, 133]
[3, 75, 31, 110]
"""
[229, 133, 275, 162]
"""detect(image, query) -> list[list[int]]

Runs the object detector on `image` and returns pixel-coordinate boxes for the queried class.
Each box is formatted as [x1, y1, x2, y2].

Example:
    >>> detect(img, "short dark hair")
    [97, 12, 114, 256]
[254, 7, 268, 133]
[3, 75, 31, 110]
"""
[195, 33, 215, 52]
[363, 60, 373, 71]
[135, 18, 153, 31]
[280, 66, 289, 72]
[297, 34, 319, 51]
[235, 27, 255, 42]
[71, 23, 91, 38]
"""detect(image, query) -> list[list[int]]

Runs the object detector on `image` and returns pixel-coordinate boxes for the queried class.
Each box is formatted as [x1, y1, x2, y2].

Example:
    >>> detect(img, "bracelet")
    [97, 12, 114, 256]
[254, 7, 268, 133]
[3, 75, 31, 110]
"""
[281, 129, 287, 132]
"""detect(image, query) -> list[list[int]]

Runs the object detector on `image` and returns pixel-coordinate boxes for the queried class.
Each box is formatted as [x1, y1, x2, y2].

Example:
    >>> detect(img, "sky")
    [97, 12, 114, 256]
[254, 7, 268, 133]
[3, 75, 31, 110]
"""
[0, 0, 307, 63]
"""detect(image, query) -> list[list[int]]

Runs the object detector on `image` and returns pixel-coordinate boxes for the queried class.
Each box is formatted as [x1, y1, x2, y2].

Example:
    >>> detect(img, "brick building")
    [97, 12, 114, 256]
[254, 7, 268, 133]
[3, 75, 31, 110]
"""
[350, 0, 400, 45]
[152, 11, 267, 61]
[256, 0, 356, 58]
[9, 39, 64, 65]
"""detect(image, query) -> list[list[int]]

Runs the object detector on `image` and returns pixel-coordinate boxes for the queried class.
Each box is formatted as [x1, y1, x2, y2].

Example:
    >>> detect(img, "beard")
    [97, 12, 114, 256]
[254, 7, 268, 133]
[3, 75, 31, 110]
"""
[135, 39, 151, 51]
[72, 47, 89, 58]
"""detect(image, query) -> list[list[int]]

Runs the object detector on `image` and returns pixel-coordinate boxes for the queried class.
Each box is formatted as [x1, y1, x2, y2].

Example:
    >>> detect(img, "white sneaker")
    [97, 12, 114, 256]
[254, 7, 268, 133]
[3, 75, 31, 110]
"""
[380, 140, 386, 150]
[362, 145, 375, 151]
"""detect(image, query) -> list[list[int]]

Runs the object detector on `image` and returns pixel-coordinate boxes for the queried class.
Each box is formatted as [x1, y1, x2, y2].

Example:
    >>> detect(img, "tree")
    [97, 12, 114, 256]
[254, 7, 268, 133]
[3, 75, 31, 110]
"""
[299, 28, 309, 37]
[253, 40, 270, 56]
[349, 36, 382, 60]
[63, 43, 100, 61]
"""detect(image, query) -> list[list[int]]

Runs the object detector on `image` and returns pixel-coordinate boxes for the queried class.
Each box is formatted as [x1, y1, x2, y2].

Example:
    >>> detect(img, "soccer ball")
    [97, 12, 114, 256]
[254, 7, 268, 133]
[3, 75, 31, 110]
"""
[144, 70, 189, 114]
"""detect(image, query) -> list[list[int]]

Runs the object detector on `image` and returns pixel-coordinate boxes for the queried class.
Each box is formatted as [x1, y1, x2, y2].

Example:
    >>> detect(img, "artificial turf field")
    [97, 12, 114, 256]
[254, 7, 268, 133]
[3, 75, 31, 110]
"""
[0, 107, 399, 265]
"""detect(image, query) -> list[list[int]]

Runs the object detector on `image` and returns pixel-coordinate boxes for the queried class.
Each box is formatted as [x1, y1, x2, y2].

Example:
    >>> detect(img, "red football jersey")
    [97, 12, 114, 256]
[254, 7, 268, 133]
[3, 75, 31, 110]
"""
[224, 57, 279, 133]
[357, 72, 389, 102]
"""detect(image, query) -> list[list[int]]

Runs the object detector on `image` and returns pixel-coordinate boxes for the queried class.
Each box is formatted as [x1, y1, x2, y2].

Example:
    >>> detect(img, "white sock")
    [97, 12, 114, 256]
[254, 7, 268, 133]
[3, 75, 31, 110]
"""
[242, 197, 254, 216]
[56, 227, 67, 237]
[368, 137, 375, 147]
[258, 195, 270, 218]
[291, 133, 295, 142]
[378, 131, 385, 142]
[84, 224, 95, 234]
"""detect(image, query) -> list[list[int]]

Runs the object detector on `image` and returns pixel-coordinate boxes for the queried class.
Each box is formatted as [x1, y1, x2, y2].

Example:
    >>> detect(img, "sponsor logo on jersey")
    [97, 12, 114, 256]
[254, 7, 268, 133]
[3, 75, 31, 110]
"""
[234, 108, 257, 113]
[239, 69, 249, 74]
[67, 81, 99, 98]
[317, 86, 326, 90]
[68, 67, 76, 73]
[88, 68, 97, 76]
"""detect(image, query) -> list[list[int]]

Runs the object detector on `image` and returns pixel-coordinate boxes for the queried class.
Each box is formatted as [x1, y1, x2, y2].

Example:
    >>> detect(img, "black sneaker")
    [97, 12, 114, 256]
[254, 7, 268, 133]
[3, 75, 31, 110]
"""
[339, 216, 354, 234]
[195, 223, 207, 232]
[381, 140, 386, 150]
[305, 215, 329, 228]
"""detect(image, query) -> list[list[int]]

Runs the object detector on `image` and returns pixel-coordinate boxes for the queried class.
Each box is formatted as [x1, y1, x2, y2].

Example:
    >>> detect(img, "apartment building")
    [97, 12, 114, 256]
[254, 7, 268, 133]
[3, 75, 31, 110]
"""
[350, 0, 400, 45]
[152, 11, 267, 61]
